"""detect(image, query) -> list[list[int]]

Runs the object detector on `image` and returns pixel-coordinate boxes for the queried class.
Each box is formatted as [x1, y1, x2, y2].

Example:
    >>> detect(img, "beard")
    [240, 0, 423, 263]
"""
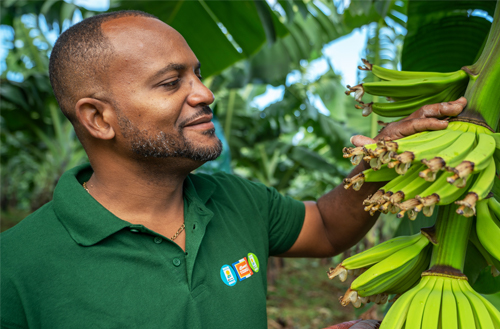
[116, 106, 223, 162]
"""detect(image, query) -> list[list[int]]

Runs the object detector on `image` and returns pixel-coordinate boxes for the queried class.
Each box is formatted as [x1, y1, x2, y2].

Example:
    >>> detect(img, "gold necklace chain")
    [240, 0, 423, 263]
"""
[170, 223, 185, 241]
[82, 181, 186, 241]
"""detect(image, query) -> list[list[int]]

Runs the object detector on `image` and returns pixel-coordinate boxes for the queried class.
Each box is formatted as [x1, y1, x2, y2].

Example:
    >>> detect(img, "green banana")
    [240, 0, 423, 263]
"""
[382, 164, 426, 198]
[489, 196, 500, 218]
[476, 199, 500, 262]
[387, 174, 434, 206]
[383, 130, 449, 153]
[455, 157, 496, 216]
[327, 233, 424, 281]
[351, 248, 421, 297]
[447, 133, 497, 186]
[390, 130, 462, 166]
[360, 70, 468, 98]
[363, 164, 426, 212]
[373, 165, 430, 215]
[458, 280, 495, 328]
[469, 223, 500, 277]
[461, 280, 500, 328]
[451, 279, 477, 329]
[379, 276, 429, 329]
[420, 132, 477, 181]
[369, 63, 463, 81]
[350, 237, 429, 290]
[344, 164, 400, 191]
[384, 245, 432, 295]
[415, 171, 474, 211]
[405, 276, 436, 329]
[441, 279, 459, 329]
[421, 277, 443, 329]
[359, 84, 465, 117]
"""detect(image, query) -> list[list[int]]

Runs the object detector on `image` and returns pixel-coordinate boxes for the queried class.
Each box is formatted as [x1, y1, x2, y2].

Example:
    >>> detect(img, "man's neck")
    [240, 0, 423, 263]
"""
[84, 158, 197, 243]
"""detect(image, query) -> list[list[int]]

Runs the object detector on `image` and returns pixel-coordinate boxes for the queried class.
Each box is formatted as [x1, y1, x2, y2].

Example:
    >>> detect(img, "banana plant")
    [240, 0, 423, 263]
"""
[330, 0, 500, 327]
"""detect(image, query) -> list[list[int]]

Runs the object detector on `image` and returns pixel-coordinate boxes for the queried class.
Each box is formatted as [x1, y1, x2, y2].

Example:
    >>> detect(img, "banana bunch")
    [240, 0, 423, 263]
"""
[345, 59, 469, 117]
[343, 121, 500, 220]
[336, 50, 500, 329]
[380, 275, 500, 329]
[328, 232, 432, 308]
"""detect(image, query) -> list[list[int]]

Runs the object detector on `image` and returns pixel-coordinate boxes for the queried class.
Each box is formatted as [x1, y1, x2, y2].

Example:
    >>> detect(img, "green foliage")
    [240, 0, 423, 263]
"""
[402, 0, 495, 71]
[110, 0, 289, 77]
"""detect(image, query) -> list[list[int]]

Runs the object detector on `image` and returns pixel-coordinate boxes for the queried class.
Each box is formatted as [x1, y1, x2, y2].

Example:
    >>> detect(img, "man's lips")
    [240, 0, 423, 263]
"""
[183, 114, 214, 129]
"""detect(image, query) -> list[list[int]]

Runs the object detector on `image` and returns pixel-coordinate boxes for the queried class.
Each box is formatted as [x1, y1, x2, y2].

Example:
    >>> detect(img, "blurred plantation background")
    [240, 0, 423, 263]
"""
[1, 0, 498, 328]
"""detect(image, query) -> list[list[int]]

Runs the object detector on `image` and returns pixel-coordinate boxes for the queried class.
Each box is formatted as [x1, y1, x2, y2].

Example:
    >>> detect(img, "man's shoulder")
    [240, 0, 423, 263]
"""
[1, 201, 61, 256]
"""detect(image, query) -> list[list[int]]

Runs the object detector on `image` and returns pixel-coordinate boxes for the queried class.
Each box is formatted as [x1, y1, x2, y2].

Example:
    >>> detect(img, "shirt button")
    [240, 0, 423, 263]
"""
[153, 237, 163, 244]
[130, 229, 139, 233]
[173, 258, 181, 267]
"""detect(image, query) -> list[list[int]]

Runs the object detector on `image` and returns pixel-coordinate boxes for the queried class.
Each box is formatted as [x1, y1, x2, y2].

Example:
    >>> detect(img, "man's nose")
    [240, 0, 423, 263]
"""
[187, 75, 214, 107]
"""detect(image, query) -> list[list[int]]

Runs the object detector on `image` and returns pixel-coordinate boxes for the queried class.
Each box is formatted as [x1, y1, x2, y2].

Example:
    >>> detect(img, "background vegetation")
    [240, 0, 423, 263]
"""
[1, 0, 498, 328]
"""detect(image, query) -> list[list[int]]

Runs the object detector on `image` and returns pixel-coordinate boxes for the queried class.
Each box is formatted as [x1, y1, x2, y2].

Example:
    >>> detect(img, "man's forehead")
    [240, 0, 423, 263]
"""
[102, 16, 182, 46]
[101, 16, 197, 76]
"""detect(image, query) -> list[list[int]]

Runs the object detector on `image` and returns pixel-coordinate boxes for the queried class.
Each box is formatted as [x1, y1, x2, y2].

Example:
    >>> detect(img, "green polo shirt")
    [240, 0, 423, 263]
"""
[1, 164, 305, 328]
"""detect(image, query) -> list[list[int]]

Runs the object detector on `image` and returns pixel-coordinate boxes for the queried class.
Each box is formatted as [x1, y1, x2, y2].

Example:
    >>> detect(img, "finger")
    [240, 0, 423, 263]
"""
[351, 135, 376, 147]
[401, 118, 448, 136]
[408, 97, 467, 119]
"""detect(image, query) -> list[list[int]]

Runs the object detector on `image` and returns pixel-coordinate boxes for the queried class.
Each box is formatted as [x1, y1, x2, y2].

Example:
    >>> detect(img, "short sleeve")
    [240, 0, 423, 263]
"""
[265, 186, 305, 255]
[194, 172, 306, 257]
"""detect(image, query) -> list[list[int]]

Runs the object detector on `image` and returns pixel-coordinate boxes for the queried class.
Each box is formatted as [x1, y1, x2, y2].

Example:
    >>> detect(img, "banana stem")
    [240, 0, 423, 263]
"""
[462, 0, 500, 131]
[430, 204, 473, 271]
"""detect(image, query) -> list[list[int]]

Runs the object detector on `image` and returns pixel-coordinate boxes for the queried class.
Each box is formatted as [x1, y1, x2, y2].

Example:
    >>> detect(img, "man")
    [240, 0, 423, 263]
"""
[1, 10, 466, 328]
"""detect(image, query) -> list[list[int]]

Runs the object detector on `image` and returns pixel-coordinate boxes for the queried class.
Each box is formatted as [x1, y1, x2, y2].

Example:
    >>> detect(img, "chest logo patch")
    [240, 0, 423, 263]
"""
[247, 253, 260, 272]
[220, 265, 237, 286]
[232, 257, 253, 281]
[220, 253, 260, 286]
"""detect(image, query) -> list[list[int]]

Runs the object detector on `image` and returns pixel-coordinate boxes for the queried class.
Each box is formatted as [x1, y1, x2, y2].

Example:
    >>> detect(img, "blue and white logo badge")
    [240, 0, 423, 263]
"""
[220, 265, 237, 286]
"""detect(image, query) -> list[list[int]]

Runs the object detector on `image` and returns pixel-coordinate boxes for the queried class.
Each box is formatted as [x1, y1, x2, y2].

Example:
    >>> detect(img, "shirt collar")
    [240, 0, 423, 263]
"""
[53, 163, 216, 246]
[184, 172, 217, 205]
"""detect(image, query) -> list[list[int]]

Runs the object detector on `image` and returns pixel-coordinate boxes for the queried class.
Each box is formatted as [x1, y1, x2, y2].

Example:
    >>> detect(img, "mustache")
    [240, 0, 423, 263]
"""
[179, 106, 213, 128]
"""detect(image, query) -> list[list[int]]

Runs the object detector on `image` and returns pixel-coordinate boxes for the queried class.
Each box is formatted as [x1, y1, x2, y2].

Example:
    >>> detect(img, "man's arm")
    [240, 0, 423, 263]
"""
[281, 97, 467, 257]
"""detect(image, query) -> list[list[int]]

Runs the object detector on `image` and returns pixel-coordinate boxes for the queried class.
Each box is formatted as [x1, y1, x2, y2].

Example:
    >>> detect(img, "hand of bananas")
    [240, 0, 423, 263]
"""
[328, 232, 432, 308]
[380, 275, 500, 329]
[343, 122, 499, 220]
[345, 59, 468, 117]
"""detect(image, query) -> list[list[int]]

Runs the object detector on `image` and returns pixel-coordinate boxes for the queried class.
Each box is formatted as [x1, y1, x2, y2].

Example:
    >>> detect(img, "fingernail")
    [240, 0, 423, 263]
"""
[350, 136, 354, 144]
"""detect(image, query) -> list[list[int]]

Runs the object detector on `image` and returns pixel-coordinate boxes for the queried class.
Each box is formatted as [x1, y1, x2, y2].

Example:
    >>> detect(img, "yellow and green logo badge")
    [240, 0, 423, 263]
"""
[247, 253, 259, 272]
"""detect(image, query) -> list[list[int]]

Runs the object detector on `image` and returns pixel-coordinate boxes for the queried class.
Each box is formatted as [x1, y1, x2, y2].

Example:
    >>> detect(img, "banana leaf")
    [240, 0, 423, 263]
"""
[110, 0, 288, 77]
[402, 0, 496, 72]
[463, 241, 489, 287]
[472, 266, 500, 294]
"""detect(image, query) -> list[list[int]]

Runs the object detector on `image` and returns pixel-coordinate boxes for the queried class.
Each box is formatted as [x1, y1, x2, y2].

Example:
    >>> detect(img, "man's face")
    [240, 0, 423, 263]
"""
[102, 16, 222, 162]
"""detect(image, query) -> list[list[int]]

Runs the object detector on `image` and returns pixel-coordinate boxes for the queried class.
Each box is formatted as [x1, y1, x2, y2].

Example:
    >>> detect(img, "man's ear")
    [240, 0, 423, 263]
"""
[75, 98, 116, 140]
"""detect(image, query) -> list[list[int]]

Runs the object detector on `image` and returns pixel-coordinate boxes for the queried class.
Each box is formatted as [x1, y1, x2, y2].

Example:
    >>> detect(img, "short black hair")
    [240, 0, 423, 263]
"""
[49, 10, 158, 123]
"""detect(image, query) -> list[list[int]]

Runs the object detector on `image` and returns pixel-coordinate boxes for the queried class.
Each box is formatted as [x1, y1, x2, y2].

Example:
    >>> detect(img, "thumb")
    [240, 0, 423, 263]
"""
[350, 135, 376, 147]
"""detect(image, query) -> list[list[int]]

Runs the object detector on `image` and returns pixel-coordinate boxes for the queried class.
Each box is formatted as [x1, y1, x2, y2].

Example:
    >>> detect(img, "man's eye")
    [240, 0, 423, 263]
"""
[162, 79, 180, 87]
